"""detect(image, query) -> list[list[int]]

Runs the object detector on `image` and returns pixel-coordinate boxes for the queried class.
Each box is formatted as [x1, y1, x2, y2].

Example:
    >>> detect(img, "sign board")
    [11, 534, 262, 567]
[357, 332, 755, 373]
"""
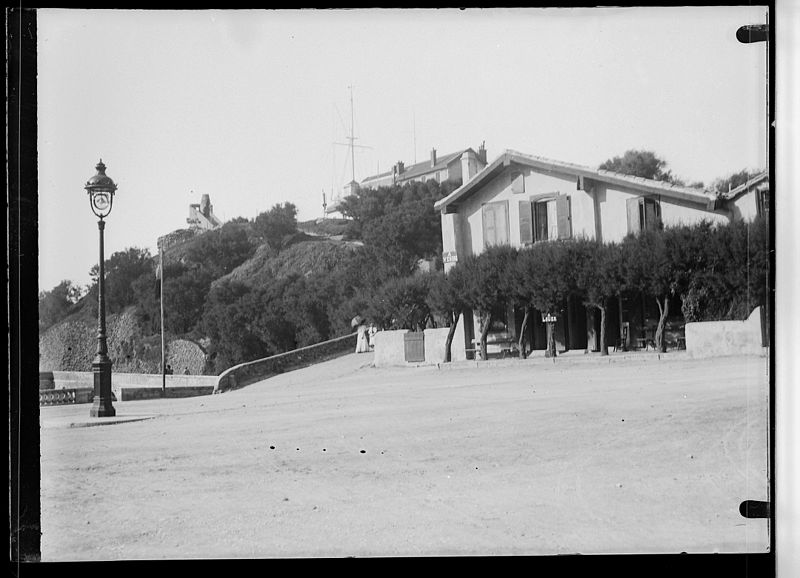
[443, 251, 458, 264]
[542, 313, 557, 323]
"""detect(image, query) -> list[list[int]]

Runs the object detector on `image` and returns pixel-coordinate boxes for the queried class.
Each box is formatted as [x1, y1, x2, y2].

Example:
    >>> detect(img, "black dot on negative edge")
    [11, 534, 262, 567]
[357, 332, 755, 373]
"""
[360, 450, 366, 454]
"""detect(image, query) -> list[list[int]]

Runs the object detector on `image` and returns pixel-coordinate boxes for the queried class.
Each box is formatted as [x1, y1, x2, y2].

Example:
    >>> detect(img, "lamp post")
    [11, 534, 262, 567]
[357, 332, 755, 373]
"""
[85, 159, 118, 417]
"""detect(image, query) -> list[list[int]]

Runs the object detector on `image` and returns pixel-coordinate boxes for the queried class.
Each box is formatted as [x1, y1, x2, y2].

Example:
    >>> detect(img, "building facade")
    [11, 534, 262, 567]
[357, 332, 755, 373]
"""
[434, 150, 768, 357]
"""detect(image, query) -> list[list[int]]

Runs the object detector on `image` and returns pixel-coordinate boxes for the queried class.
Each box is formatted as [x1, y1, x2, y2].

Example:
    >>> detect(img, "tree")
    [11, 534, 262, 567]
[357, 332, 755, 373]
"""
[38, 280, 83, 331]
[710, 168, 764, 197]
[426, 270, 470, 362]
[599, 149, 684, 185]
[89, 247, 153, 314]
[460, 245, 518, 360]
[200, 280, 264, 372]
[621, 229, 673, 352]
[253, 202, 298, 251]
[367, 274, 433, 332]
[570, 240, 625, 356]
[184, 222, 256, 278]
[515, 242, 573, 358]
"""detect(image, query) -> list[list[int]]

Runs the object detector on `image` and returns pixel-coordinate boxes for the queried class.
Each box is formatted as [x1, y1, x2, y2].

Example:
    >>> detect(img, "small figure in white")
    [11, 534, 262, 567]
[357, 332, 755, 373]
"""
[368, 323, 377, 350]
[354, 316, 370, 353]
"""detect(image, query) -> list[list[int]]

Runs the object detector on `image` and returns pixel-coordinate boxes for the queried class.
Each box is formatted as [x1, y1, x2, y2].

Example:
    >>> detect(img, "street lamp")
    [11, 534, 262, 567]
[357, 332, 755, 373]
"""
[85, 159, 118, 417]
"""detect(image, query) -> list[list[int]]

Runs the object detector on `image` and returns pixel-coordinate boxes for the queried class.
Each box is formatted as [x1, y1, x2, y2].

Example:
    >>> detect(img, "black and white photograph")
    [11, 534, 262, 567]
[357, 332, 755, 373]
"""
[9, 4, 799, 570]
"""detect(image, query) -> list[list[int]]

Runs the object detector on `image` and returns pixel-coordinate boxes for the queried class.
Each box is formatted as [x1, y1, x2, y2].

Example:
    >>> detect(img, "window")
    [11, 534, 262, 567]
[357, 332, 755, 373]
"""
[626, 196, 661, 234]
[756, 188, 769, 219]
[482, 201, 509, 248]
[519, 194, 571, 244]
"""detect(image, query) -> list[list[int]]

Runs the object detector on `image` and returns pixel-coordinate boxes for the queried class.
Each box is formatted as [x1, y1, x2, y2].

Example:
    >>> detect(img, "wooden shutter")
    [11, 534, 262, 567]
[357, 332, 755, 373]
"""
[643, 198, 659, 230]
[626, 197, 641, 234]
[496, 201, 509, 245]
[482, 204, 496, 247]
[556, 195, 572, 239]
[519, 201, 533, 244]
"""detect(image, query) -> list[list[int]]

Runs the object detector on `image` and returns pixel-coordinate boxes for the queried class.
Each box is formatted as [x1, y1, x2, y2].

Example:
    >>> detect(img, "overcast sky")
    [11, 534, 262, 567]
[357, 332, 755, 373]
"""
[37, 6, 768, 291]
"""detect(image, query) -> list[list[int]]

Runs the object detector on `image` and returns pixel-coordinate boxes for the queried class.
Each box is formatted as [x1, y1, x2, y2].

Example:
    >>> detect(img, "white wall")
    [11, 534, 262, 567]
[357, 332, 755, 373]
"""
[685, 307, 765, 359]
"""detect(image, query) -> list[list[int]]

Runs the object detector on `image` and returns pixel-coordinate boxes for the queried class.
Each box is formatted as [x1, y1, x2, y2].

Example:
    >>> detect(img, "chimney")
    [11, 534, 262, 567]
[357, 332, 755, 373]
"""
[478, 141, 487, 164]
[430, 148, 437, 167]
[397, 161, 405, 175]
[461, 150, 477, 183]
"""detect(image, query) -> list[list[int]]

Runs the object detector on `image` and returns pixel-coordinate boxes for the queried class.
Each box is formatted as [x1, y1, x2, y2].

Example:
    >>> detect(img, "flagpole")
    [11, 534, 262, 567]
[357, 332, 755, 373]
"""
[159, 239, 166, 397]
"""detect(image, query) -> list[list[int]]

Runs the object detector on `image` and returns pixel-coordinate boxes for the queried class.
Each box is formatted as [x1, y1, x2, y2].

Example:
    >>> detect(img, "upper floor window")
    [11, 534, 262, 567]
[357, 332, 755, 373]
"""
[519, 194, 572, 244]
[756, 188, 769, 219]
[482, 200, 509, 248]
[626, 196, 661, 234]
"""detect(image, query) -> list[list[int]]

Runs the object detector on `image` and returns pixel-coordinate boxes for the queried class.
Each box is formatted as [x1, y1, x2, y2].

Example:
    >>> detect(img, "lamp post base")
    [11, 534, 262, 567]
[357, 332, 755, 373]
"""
[90, 359, 115, 417]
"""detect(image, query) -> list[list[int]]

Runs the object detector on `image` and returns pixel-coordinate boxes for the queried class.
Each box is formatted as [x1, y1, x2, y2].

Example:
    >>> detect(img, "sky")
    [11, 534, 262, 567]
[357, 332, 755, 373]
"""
[37, 6, 769, 292]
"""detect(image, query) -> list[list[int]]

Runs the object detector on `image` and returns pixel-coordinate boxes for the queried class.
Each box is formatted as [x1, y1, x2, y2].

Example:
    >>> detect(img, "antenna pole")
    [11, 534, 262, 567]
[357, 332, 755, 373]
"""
[349, 85, 356, 184]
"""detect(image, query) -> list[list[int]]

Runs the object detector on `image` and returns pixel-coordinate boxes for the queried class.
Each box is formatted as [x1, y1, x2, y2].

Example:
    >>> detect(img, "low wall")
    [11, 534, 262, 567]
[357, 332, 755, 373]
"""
[215, 332, 358, 393]
[685, 306, 766, 359]
[374, 325, 467, 367]
[373, 330, 408, 367]
[48, 371, 218, 402]
[424, 326, 468, 364]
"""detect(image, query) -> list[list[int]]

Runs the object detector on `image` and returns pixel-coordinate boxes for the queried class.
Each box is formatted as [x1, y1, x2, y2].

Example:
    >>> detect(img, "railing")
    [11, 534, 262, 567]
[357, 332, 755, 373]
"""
[216, 332, 358, 393]
[39, 388, 95, 406]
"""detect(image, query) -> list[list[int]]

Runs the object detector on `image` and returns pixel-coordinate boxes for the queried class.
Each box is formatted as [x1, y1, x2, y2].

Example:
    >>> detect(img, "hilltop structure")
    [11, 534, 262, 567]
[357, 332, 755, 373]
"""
[187, 193, 223, 231]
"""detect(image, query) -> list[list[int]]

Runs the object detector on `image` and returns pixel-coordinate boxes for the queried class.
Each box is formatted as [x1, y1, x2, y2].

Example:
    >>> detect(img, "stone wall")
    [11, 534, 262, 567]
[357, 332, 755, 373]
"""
[216, 333, 357, 392]
[373, 330, 409, 367]
[39, 308, 209, 375]
[685, 306, 766, 359]
[48, 371, 218, 402]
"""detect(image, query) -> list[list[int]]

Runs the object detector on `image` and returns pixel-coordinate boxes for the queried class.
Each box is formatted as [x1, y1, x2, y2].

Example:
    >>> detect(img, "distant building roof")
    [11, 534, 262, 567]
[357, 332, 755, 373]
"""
[434, 149, 719, 213]
[360, 148, 479, 186]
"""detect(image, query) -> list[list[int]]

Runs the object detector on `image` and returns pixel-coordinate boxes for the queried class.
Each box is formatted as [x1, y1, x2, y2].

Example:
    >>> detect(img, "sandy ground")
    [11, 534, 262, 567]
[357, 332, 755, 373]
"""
[39, 351, 770, 560]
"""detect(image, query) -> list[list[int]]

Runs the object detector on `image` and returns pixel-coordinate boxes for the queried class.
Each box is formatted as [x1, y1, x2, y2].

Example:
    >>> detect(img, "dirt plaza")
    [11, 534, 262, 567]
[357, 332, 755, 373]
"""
[39, 351, 770, 560]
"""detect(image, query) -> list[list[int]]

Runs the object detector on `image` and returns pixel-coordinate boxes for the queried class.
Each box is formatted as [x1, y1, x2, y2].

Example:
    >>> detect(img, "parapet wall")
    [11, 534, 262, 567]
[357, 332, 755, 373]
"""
[373, 324, 467, 368]
[685, 306, 766, 359]
[48, 371, 218, 402]
[215, 333, 357, 392]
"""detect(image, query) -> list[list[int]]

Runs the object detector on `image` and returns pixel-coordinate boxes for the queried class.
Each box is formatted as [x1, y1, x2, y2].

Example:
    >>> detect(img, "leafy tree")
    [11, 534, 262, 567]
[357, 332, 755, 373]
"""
[460, 245, 518, 360]
[426, 269, 470, 362]
[621, 229, 674, 352]
[710, 169, 765, 197]
[89, 247, 153, 314]
[515, 242, 572, 358]
[201, 280, 264, 372]
[367, 274, 433, 331]
[253, 202, 298, 251]
[38, 280, 83, 331]
[570, 240, 625, 355]
[184, 222, 256, 278]
[599, 149, 684, 185]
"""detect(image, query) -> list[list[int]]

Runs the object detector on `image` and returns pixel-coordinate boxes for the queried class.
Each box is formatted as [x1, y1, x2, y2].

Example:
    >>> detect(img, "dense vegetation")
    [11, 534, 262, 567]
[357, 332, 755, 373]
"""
[40, 162, 768, 373]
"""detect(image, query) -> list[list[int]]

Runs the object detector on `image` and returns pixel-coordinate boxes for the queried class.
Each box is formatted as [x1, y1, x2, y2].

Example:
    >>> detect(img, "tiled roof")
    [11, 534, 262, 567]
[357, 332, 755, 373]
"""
[434, 149, 720, 212]
[360, 149, 474, 185]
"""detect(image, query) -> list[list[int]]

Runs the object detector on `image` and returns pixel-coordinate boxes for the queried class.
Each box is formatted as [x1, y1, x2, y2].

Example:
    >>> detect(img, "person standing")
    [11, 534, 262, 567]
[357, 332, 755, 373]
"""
[356, 321, 370, 353]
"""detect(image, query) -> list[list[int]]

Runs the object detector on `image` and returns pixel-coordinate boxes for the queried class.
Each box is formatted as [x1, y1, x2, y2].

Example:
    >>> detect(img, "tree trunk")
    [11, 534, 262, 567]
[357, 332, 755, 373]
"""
[599, 302, 608, 356]
[444, 311, 460, 363]
[479, 311, 492, 360]
[545, 322, 557, 358]
[518, 307, 530, 359]
[655, 296, 669, 353]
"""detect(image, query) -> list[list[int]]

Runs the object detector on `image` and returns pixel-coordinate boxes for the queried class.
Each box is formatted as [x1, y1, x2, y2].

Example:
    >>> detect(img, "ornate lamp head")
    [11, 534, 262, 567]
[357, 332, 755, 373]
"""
[85, 159, 118, 219]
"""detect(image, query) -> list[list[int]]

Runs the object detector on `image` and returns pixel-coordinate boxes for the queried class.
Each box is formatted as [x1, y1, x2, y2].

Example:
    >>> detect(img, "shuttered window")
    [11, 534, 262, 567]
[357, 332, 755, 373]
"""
[627, 196, 661, 234]
[524, 194, 572, 243]
[482, 201, 509, 248]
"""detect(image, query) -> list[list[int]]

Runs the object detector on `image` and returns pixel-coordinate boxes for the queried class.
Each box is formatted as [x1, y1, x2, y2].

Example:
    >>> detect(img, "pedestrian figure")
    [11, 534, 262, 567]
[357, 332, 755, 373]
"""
[355, 319, 370, 353]
[183, 367, 190, 375]
[368, 323, 377, 350]
[166, 364, 173, 375]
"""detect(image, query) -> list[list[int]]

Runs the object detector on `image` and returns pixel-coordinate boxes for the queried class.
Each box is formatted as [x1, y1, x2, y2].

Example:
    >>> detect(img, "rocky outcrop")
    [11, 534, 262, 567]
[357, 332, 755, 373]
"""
[39, 307, 209, 375]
